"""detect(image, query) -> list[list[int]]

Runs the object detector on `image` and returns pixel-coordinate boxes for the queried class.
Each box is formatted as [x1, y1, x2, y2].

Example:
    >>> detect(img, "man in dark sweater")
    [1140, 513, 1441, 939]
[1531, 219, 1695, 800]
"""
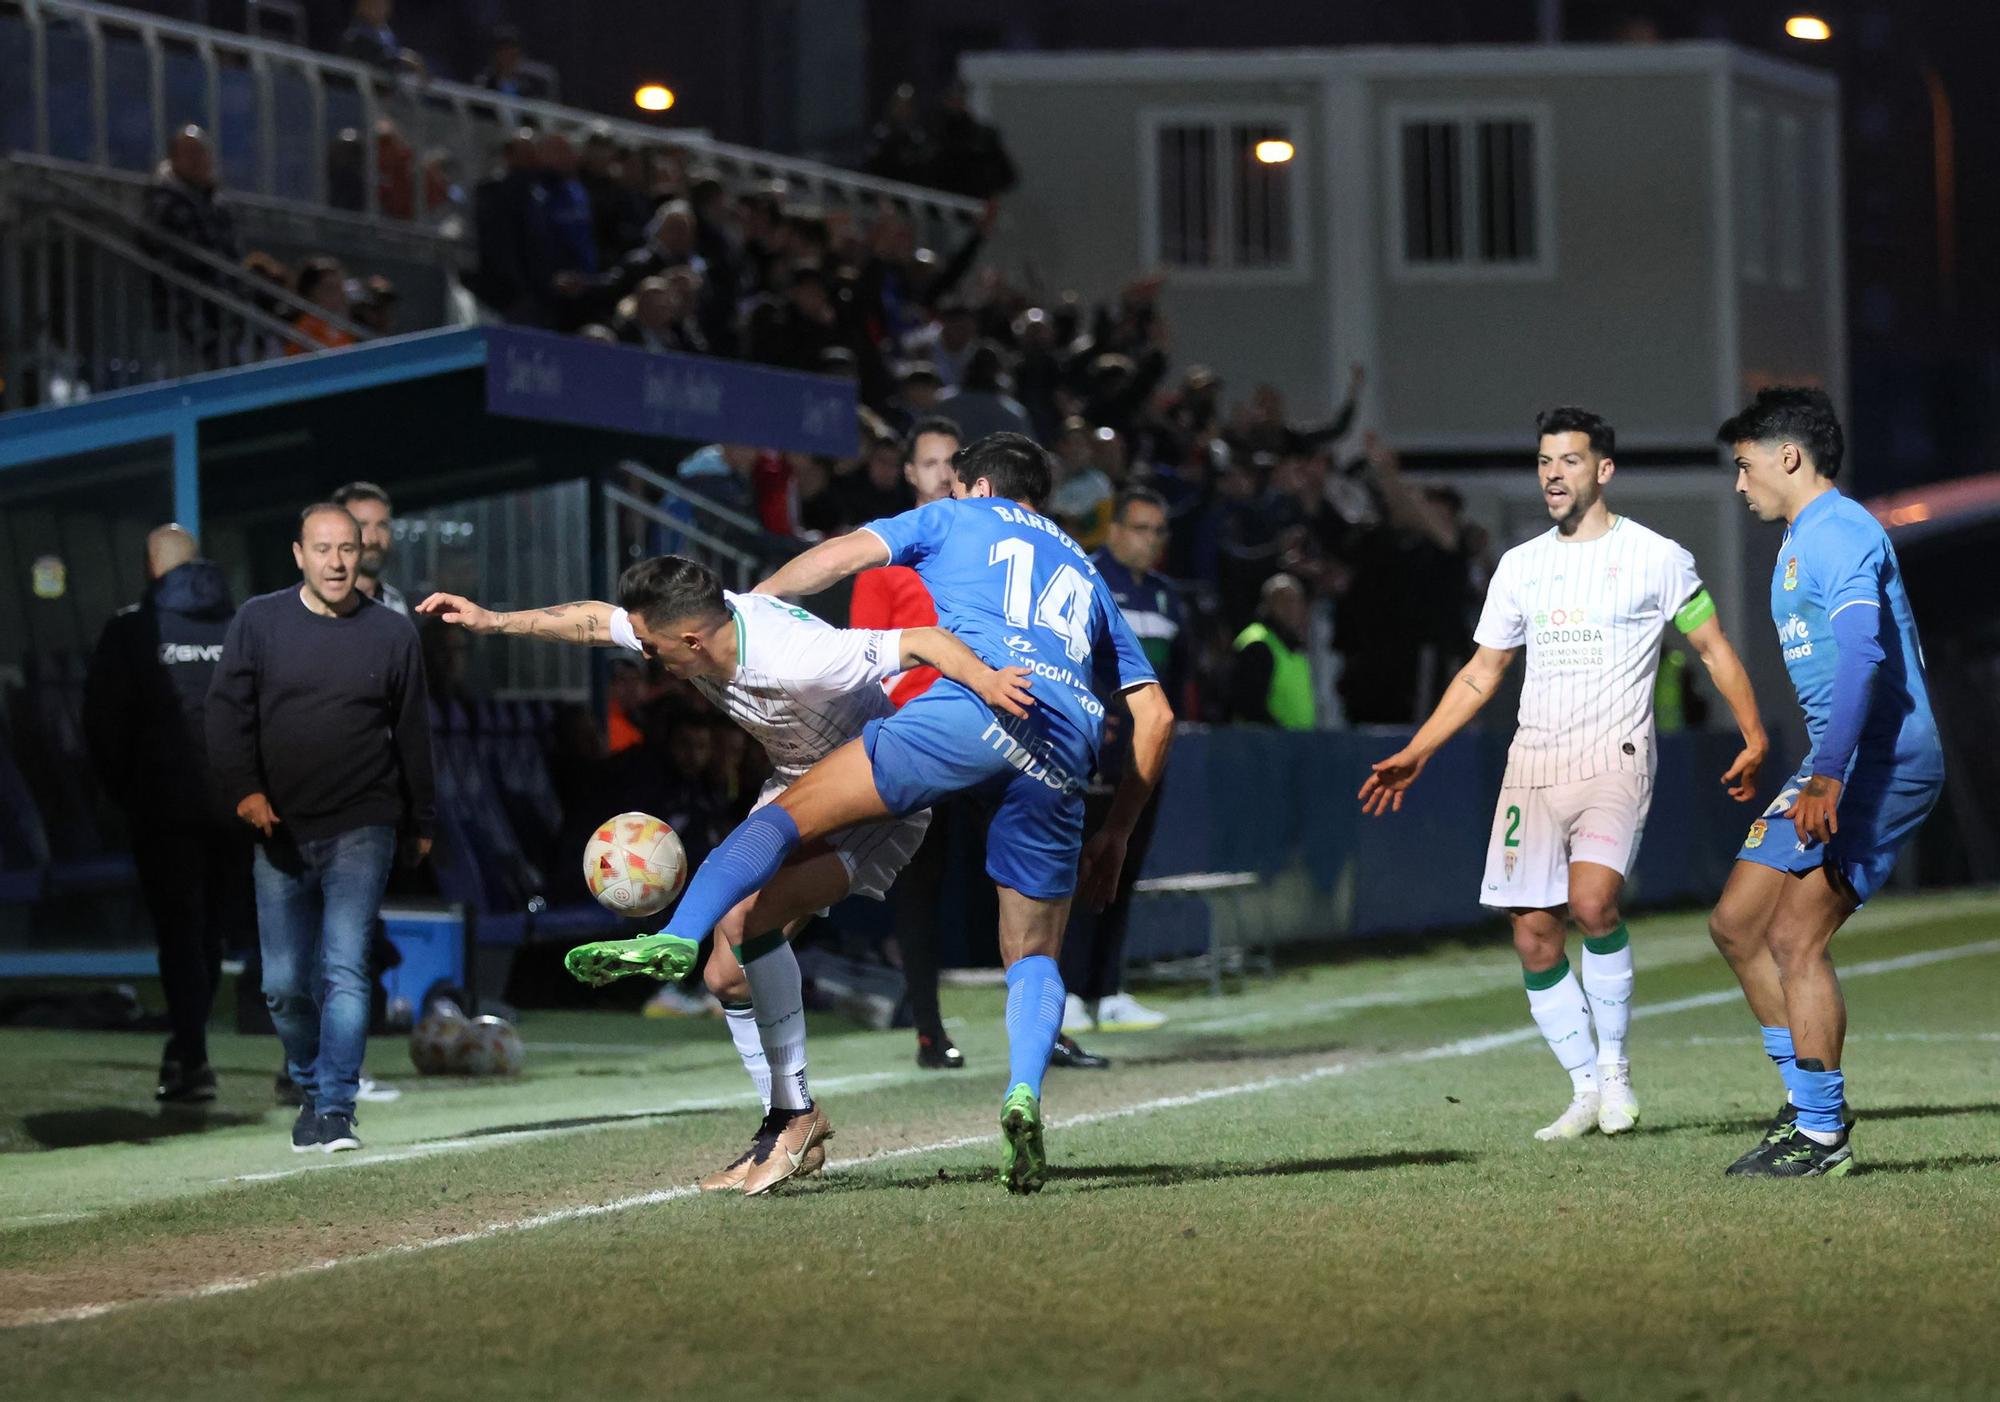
[206, 504, 434, 1154]
[83, 525, 251, 1103]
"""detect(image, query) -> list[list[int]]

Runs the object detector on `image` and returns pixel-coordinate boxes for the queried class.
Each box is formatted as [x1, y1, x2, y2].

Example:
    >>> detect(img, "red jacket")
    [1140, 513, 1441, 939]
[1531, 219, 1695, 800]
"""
[850, 564, 938, 706]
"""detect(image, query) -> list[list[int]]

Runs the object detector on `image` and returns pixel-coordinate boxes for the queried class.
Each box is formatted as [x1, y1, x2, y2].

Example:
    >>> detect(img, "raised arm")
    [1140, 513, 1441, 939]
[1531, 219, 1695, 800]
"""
[899, 625, 1035, 720]
[1358, 645, 1516, 815]
[1681, 613, 1769, 802]
[416, 593, 620, 646]
[755, 530, 892, 597]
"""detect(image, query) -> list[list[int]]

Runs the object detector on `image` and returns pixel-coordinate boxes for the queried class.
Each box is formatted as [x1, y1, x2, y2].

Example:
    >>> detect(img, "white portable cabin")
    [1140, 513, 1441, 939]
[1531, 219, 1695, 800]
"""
[966, 43, 1845, 755]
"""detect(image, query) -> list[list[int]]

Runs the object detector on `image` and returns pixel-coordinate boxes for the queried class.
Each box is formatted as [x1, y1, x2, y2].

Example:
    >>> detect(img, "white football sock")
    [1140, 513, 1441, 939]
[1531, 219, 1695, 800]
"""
[741, 936, 809, 1111]
[722, 1002, 771, 1112]
[1582, 936, 1635, 1066]
[1526, 960, 1599, 1095]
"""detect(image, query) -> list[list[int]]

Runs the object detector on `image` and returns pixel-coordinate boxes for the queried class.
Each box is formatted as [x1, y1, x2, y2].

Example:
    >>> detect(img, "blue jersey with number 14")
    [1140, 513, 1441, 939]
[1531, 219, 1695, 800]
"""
[862, 498, 1156, 775]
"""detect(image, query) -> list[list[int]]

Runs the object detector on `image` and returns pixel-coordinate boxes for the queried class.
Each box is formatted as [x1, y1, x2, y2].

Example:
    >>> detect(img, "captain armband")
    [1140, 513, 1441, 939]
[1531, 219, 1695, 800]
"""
[1673, 588, 1716, 635]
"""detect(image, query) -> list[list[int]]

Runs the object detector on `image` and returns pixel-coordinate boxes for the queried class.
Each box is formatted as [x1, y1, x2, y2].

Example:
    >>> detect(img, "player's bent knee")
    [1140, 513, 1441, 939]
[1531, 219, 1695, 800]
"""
[705, 959, 750, 1003]
[1571, 901, 1620, 938]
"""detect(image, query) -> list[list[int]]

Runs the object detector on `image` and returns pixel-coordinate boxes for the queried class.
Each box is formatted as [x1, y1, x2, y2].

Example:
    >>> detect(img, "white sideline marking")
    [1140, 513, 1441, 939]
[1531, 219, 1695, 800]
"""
[11, 935, 1996, 1331]
[215, 1068, 923, 1186]
[1674, 1031, 2000, 1046]
[1169, 898, 2000, 1034]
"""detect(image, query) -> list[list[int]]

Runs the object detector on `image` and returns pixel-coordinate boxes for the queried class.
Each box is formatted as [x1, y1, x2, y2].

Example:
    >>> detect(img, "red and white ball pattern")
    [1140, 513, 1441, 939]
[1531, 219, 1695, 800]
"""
[582, 811, 688, 917]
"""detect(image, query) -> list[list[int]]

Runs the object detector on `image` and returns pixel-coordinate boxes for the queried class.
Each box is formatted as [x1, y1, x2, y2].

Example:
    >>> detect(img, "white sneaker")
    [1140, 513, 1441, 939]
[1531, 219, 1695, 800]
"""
[1534, 1092, 1602, 1141]
[1093, 992, 1167, 1030]
[642, 984, 722, 1019]
[1596, 1062, 1639, 1134]
[356, 1074, 402, 1104]
[1061, 993, 1095, 1034]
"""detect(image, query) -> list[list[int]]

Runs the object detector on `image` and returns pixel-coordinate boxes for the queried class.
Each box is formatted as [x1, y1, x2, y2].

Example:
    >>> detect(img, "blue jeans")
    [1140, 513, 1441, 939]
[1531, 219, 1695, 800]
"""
[253, 824, 395, 1118]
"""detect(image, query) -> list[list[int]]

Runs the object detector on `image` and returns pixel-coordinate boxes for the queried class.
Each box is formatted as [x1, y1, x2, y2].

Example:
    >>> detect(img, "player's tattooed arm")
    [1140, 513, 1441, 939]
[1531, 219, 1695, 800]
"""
[1360, 645, 1515, 815]
[902, 627, 1035, 719]
[1792, 774, 1845, 845]
[415, 594, 621, 646]
[756, 530, 891, 597]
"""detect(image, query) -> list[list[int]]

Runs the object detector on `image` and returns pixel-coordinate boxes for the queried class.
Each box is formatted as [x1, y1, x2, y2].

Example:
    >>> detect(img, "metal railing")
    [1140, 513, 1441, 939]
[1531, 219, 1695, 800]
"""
[604, 477, 767, 596]
[6, 0, 984, 233]
[0, 171, 364, 409]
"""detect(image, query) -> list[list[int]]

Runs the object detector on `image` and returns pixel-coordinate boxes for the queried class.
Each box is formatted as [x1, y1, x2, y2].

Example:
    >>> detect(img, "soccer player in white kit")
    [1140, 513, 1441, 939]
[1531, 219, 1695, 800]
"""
[418, 557, 1031, 1193]
[1359, 408, 1769, 1139]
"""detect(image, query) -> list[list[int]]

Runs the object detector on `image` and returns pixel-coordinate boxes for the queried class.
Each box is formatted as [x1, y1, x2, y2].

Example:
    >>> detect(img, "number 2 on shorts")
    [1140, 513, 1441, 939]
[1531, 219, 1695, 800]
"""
[1504, 804, 1522, 848]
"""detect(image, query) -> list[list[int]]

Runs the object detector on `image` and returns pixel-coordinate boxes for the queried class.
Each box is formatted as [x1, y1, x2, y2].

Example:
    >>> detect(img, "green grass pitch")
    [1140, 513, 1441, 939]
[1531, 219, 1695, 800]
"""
[4, 891, 1998, 1400]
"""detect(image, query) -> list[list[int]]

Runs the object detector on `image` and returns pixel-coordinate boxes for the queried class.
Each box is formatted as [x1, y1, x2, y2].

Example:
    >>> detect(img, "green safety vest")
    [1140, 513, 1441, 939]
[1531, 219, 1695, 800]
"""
[1233, 621, 1316, 730]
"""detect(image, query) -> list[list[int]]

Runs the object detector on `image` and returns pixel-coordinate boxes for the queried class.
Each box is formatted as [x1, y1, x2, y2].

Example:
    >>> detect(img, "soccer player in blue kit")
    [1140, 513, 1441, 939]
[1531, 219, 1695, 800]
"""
[1705, 388, 1945, 1178]
[568, 433, 1174, 1193]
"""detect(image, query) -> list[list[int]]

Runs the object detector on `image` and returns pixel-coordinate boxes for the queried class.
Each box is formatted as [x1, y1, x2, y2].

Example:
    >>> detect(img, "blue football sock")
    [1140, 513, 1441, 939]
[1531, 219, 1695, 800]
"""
[1760, 1025, 1800, 1103]
[1792, 1060, 1847, 1137]
[1003, 955, 1065, 1100]
[662, 805, 800, 942]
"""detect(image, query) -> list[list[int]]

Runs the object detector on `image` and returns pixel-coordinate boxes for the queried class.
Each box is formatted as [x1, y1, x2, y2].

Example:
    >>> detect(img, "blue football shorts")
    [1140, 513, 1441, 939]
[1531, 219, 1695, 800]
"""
[861, 680, 1087, 901]
[1735, 757, 1943, 905]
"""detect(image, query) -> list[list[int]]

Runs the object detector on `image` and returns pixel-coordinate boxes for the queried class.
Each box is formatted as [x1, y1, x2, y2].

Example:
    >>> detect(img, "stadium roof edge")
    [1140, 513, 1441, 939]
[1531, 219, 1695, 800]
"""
[959, 41, 1836, 100]
[0, 327, 490, 472]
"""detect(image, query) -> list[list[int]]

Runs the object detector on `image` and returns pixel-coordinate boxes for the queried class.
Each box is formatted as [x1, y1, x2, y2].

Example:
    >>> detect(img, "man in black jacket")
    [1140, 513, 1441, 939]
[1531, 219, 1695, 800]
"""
[83, 525, 250, 1103]
[206, 504, 435, 1154]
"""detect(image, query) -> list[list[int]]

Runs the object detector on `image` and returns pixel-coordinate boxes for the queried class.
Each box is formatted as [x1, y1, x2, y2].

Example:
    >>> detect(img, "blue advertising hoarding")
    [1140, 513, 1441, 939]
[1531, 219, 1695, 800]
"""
[483, 327, 857, 457]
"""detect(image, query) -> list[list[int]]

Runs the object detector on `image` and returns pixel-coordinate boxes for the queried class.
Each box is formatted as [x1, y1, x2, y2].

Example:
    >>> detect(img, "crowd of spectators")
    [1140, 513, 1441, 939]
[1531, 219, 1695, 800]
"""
[134, 19, 1490, 730]
[457, 88, 1489, 725]
[140, 125, 404, 366]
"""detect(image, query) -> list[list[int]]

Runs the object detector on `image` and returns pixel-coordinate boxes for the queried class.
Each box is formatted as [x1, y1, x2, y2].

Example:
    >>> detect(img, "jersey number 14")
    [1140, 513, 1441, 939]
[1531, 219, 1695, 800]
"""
[989, 538, 1093, 663]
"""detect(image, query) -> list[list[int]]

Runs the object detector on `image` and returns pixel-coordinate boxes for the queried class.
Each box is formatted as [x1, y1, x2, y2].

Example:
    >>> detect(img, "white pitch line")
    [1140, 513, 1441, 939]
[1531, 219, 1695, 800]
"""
[12, 934, 1996, 1332]
[1169, 898, 2000, 1035]
[215, 1068, 923, 1186]
[1674, 1031, 2000, 1047]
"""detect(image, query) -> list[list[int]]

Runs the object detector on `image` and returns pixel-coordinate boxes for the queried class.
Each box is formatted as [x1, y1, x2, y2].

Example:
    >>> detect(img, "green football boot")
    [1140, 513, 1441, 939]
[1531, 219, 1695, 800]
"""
[999, 1084, 1047, 1195]
[564, 933, 701, 987]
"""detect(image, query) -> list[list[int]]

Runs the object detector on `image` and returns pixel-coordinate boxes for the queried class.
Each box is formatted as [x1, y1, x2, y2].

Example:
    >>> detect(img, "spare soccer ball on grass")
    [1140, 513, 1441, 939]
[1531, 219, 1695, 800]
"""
[452, 1014, 526, 1077]
[582, 811, 687, 917]
[409, 999, 469, 1075]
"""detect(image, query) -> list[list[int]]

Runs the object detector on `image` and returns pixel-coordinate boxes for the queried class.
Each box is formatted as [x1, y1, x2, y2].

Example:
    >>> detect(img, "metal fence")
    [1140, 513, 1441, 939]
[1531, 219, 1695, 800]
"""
[2, 0, 983, 235]
[0, 160, 376, 408]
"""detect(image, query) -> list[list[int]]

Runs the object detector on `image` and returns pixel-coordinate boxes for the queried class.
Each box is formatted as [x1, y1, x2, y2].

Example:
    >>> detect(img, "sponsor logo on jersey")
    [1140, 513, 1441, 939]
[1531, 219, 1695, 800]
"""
[1783, 556, 1799, 591]
[160, 643, 223, 665]
[1005, 634, 1037, 654]
[1530, 604, 1606, 659]
[979, 720, 1085, 795]
[1745, 819, 1767, 849]
[1778, 612, 1813, 662]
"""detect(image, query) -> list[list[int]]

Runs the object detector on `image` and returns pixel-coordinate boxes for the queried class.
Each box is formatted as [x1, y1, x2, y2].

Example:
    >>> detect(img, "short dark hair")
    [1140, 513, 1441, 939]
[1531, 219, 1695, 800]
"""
[1716, 386, 1844, 479]
[902, 414, 961, 464]
[952, 432, 1053, 510]
[617, 555, 729, 631]
[330, 480, 392, 511]
[1535, 406, 1616, 459]
[297, 501, 360, 542]
[1112, 486, 1167, 523]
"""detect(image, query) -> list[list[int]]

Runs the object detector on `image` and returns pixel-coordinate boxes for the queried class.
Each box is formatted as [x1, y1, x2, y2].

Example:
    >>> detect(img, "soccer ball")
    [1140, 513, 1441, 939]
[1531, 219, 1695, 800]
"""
[582, 811, 687, 917]
[452, 1014, 525, 1077]
[409, 1000, 469, 1075]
